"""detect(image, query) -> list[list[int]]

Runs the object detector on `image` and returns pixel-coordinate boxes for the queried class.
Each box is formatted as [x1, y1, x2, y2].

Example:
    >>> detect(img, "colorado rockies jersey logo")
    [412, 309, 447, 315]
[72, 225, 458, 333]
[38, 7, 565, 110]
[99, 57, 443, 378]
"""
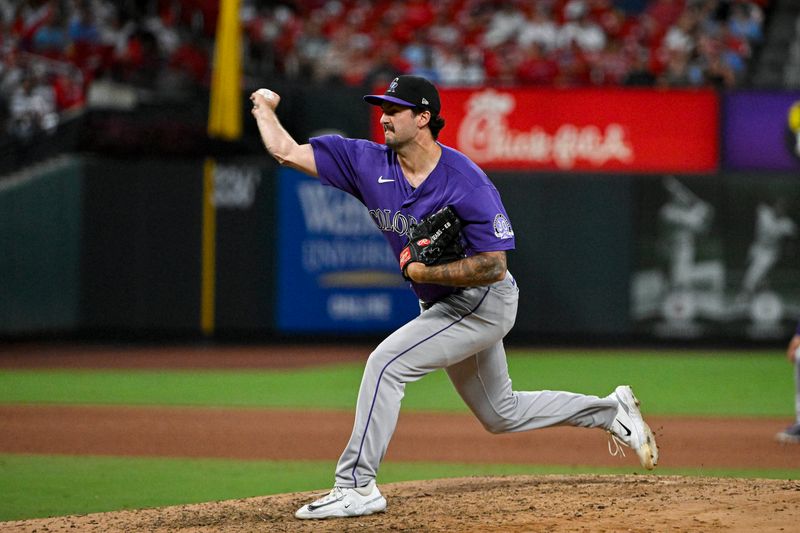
[369, 208, 419, 238]
[493, 213, 514, 239]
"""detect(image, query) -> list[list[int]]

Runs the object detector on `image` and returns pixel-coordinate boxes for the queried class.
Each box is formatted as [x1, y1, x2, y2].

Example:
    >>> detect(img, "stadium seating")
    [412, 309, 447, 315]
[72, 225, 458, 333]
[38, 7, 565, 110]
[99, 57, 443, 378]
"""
[0, 0, 791, 146]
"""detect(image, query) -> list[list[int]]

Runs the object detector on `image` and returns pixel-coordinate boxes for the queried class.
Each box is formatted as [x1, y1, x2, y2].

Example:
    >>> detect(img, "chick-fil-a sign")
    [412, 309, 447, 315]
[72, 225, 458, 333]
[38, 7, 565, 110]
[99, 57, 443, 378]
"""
[454, 89, 635, 170]
[372, 87, 719, 174]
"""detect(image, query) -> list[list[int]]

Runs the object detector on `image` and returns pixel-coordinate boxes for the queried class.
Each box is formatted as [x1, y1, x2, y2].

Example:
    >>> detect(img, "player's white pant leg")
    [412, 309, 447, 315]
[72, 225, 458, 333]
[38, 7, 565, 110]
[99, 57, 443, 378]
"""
[795, 356, 800, 424]
[333, 273, 518, 488]
[445, 343, 618, 433]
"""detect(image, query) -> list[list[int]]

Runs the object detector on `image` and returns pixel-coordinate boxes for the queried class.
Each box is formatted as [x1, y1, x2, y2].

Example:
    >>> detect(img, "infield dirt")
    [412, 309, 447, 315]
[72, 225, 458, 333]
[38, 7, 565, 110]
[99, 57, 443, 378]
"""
[3, 475, 800, 532]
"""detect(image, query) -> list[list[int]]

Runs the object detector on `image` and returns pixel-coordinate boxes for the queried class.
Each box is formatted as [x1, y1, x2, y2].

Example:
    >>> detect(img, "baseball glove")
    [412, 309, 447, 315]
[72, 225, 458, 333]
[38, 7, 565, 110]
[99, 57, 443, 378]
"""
[399, 206, 465, 280]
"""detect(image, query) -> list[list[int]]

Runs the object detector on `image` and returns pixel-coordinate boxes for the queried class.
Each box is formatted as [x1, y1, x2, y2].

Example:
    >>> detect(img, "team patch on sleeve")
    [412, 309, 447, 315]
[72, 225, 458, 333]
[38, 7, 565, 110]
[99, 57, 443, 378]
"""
[493, 214, 514, 239]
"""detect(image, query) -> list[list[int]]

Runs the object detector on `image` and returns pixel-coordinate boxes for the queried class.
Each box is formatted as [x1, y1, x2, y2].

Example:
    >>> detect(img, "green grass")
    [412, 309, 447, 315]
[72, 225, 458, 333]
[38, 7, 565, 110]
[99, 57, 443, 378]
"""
[0, 350, 792, 416]
[1, 349, 796, 521]
[1, 454, 798, 522]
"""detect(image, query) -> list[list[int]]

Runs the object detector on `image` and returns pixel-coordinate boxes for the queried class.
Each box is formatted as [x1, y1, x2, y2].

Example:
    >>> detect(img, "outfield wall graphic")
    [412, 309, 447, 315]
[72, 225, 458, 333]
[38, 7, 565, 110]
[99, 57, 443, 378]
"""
[275, 168, 418, 332]
[630, 174, 800, 340]
[723, 91, 800, 171]
[371, 87, 719, 174]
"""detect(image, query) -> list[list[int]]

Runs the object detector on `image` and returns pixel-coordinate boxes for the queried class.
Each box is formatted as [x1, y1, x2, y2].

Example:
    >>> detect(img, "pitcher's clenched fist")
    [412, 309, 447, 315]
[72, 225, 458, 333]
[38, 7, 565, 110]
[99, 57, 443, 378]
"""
[250, 88, 280, 114]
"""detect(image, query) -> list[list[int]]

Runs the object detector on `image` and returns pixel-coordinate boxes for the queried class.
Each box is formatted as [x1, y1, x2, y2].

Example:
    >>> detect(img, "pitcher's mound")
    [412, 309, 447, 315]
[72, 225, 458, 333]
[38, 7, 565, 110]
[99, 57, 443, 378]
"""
[5, 475, 800, 532]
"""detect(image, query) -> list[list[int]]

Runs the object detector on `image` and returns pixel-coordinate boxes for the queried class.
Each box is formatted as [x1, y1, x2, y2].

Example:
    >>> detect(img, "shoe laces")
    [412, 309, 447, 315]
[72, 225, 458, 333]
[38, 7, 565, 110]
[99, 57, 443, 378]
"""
[607, 431, 627, 458]
[312, 486, 344, 506]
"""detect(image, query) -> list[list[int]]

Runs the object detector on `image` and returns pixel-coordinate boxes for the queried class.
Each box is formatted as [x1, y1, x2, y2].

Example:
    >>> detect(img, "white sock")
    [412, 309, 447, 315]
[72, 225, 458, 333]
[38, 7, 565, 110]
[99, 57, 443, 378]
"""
[354, 481, 374, 495]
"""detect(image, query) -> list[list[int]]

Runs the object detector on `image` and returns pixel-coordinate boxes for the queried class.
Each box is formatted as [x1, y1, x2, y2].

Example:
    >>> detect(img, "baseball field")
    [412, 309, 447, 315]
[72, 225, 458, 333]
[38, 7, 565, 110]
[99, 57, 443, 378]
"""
[1, 343, 800, 532]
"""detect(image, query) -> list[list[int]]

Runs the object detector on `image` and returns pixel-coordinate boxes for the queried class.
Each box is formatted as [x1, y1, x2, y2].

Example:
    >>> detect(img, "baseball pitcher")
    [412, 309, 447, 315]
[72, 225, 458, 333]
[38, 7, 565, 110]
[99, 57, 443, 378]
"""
[250, 75, 658, 520]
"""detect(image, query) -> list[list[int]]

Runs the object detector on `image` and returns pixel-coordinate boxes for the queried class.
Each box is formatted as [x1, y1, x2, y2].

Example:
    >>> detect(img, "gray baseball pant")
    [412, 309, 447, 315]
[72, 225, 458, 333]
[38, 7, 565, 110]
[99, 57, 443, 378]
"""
[334, 272, 619, 488]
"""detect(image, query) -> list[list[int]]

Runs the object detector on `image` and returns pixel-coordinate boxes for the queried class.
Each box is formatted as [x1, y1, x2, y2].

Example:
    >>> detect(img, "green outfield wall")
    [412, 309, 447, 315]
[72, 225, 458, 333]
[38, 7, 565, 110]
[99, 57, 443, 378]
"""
[1, 85, 798, 342]
[0, 157, 82, 334]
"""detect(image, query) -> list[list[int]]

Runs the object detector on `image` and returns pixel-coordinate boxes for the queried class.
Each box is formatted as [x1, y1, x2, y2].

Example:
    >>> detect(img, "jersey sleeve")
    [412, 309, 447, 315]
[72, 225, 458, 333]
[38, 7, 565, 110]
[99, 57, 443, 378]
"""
[456, 184, 515, 253]
[309, 135, 364, 201]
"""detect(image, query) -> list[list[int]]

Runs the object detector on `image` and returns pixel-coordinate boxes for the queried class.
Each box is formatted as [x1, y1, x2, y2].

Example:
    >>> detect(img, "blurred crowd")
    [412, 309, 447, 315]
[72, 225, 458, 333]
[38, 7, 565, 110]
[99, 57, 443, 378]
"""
[0, 0, 771, 143]
[260, 0, 769, 89]
[1, 0, 217, 143]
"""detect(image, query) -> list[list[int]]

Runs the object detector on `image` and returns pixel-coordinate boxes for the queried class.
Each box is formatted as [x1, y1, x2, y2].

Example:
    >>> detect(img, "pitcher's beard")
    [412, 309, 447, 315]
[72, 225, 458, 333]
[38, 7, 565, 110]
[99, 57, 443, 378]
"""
[384, 132, 409, 150]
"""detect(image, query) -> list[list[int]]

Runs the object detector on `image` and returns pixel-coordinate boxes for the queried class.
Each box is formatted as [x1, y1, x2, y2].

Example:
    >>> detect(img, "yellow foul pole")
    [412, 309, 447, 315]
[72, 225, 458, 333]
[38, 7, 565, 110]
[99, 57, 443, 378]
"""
[203, 0, 242, 335]
[208, 0, 242, 140]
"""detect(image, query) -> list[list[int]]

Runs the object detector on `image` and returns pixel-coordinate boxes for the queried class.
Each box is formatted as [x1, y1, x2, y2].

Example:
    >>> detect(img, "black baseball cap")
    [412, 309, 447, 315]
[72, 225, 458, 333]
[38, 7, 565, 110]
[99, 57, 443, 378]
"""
[363, 75, 441, 115]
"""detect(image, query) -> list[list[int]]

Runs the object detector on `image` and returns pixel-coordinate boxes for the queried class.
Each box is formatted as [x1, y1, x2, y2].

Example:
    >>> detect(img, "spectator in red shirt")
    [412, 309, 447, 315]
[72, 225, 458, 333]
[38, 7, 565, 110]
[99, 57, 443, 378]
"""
[516, 42, 559, 85]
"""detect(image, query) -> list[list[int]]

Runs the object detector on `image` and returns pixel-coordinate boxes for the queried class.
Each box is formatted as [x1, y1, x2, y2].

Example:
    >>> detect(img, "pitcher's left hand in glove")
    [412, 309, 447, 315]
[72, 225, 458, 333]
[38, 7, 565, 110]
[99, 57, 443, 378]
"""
[399, 206, 465, 280]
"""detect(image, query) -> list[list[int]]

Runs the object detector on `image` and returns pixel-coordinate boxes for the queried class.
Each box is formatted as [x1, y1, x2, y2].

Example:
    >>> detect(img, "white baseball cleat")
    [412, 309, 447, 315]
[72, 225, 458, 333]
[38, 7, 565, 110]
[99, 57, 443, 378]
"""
[607, 385, 659, 470]
[295, 480, 387, 519]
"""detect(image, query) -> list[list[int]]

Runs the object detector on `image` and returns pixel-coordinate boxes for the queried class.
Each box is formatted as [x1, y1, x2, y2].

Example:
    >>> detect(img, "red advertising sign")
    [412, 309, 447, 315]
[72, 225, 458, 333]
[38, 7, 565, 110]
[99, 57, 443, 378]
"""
[370, 87, 719, 173]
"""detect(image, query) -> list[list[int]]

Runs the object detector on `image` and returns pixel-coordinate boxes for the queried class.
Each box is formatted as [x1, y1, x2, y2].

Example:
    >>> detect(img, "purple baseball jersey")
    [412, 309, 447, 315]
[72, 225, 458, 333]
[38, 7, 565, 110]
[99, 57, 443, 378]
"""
[309, 134, 515, 303]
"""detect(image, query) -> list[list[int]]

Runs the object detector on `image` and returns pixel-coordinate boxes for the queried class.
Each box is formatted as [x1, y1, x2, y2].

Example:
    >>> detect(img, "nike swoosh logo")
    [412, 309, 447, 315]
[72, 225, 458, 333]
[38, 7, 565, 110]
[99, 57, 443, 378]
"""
[377, 176, 394, 183]
[306, 495, 344, 511]
[618, 420, 632, 437]
[307, 499, 340, 511]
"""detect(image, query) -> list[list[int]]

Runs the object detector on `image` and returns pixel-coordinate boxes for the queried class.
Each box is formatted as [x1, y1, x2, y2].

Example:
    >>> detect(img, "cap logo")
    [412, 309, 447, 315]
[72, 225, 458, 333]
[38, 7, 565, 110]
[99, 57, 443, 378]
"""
[387, 78, 399, 94]
[421, 98, 429, 105]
